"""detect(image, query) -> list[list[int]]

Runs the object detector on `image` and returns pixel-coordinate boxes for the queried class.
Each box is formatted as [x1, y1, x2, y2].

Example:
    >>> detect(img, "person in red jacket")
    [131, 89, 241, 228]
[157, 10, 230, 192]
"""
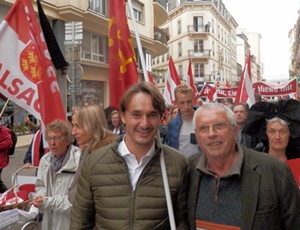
[0, 124, 13, 193]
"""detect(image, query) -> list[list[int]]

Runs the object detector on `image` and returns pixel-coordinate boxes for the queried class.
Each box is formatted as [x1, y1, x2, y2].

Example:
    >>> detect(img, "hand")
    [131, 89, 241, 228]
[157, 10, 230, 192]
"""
[24, 116, 31, 124]
[32, 195, 44, 208]
[23, 163, 31, 169]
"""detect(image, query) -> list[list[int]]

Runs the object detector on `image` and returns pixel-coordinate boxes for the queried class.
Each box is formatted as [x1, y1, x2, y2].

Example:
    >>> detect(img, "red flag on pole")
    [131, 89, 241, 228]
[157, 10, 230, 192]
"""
[147, 71, 157, 86]
[226, 80, 231, 88]
[187, 60, 198, 105]
[0, 0, 66, 127]
[109, 0, 138, 109]
[199, 83, 217, 102]
[235, 51, 255, 107]
[163, 56, 181, 105]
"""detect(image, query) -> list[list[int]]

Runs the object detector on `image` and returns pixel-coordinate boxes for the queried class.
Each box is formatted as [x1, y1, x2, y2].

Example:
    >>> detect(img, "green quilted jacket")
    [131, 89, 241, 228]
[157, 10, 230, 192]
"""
[70, 136, 189, 230]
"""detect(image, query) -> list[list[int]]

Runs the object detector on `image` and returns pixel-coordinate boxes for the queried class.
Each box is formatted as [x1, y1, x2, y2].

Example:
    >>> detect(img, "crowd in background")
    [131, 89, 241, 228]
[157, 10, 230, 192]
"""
[0, 82, 300, 229]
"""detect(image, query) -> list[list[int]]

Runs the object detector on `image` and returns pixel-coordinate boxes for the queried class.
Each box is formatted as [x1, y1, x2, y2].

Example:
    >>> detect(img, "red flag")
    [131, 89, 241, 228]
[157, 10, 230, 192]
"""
[187, 60, 198, 105]
[199, 83, 217, 102]
[235, 51, 255, 107]
[109, 0, 138, 109]
[147, 71, 157, 86]
[163, 56, 181, 105]
[226, 80, 231, 88]
[0, 0, 66, 127]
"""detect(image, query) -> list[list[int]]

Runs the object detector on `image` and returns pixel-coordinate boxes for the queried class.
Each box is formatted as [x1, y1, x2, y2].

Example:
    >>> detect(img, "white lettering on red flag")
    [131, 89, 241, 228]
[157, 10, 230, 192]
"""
[0, 0, 66, 127]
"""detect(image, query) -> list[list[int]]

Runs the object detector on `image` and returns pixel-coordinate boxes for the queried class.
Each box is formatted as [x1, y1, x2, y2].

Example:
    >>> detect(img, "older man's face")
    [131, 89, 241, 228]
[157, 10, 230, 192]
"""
[195, 108, 238, 160]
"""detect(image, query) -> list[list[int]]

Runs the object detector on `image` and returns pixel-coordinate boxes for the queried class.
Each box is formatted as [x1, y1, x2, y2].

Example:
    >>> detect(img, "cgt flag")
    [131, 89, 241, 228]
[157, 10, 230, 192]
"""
[187, 60, 198, 105]
[108, 0, 138, 110]
[0, 0, 66, 127]
[163, 56, 181, 105]
[235, 51, 255, 107]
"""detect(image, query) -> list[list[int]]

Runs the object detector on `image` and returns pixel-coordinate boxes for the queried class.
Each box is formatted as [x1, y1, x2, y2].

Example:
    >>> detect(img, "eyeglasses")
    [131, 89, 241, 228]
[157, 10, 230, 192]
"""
[46, 136, 64, 142]
[267, 129, 289, 136]
[197, 122, 231, 133]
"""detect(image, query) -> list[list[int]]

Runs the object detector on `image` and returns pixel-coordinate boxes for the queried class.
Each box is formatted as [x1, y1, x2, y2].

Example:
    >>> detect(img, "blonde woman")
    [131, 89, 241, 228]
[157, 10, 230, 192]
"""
[68, 105, 116, 202]
[109, 110, 125, 135]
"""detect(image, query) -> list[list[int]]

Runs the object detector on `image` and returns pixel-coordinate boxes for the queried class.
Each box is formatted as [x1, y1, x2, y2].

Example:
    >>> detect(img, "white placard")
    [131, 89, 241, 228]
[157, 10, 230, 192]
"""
[0, 208, 19, 228]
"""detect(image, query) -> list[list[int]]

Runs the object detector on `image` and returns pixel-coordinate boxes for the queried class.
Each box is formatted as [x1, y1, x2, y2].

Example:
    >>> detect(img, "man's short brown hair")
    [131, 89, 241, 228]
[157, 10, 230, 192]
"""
[120, 82, 166, 116]
[174, 84, 193, 100]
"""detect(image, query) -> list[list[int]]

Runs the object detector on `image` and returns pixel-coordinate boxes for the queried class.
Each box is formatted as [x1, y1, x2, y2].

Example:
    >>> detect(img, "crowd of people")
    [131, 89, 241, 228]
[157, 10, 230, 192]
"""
[0, 82, 300, 229]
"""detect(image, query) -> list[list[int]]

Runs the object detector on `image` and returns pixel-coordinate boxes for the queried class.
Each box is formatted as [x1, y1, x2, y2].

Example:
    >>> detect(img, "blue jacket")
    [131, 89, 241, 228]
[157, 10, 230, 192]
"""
[166, 112, 182, 149]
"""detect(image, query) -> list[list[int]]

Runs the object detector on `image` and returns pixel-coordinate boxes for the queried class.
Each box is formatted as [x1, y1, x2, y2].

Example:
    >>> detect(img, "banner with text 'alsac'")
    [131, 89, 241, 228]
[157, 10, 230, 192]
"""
[0, 0, 66, 126]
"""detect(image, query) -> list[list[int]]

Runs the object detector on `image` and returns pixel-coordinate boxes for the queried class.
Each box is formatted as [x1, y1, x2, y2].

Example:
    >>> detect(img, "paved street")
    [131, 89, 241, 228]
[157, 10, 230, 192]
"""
[2, 145, 35, 191]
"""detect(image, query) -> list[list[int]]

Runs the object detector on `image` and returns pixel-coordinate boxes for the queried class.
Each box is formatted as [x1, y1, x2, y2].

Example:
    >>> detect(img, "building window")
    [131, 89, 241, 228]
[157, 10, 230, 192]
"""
[146, 53, 152, 71]
[195, 63, 204, 78]
[178, 65, 183, 79]
[91, 34, 107, 62]
[193, 16, 203, 32]
[177, 20, 181, 34]
[221, 28, 223, 41]
[129, 0, 144, 23]
[178, 42, 182, 57]
[80, 31, 107, 63]
[88, 0, 108, 15]
[194, 40, 204, 55]
[211, 19, 214, 33]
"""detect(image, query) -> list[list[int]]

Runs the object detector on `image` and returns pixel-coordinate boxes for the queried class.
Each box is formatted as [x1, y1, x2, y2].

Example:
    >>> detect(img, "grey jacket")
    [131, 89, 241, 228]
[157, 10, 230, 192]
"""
[188, 144, 300, 230]
[36, 145, 81, 230]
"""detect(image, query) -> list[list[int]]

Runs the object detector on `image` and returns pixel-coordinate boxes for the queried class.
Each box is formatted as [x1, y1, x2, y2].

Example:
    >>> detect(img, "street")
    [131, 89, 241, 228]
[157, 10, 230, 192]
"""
[2, 145, 35, 191]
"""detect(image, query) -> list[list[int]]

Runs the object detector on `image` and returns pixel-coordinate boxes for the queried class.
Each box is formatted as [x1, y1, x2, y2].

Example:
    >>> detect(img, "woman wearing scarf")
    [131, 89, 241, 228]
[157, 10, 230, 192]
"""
[32, 120, 81, 230]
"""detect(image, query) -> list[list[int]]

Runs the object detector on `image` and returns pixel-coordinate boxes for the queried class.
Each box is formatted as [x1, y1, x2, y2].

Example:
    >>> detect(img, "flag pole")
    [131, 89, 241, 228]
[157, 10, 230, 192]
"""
[0, 99, 10, 118]
[126, 0, 149, 82]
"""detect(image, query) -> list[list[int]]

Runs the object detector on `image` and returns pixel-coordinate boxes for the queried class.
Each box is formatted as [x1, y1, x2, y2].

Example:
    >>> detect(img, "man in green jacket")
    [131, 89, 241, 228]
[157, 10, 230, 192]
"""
[70, 82, 189, 229]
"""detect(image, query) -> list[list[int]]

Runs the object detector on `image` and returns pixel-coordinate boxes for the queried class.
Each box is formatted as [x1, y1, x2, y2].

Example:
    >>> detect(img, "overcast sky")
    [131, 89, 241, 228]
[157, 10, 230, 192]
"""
[223, 0, 300, 82]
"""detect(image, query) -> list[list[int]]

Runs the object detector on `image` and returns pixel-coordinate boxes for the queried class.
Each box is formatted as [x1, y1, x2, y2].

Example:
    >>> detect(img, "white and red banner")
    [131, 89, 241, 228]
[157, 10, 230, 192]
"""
[163, 56, 181, 105]
[235, 52, 255, 107]
[198, 83, 217, 102]
[254, 79, 298, 97]
[187, 60, 198, 105]
[0, 0, 66, 127]
[198, 78, 298, 99]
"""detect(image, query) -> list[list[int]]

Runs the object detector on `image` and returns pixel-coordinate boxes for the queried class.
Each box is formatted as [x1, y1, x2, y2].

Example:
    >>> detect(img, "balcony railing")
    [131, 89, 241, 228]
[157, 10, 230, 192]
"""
[188, 49, 211, 58]
[154, 0, 168, 10]
[187, 24, 211, 33]
[154, 27, 169, 45]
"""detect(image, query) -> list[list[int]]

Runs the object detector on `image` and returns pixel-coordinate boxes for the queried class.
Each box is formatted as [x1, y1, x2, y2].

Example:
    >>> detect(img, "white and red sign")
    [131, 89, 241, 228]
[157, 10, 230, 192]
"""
[199, 78, 298, 99]
[0, 0, 66, 127]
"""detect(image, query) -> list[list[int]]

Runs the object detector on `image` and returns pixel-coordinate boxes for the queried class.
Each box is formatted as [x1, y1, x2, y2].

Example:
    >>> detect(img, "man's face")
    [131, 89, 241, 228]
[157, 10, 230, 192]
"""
[175, 92, 194, 117]
[46, 130, 70, 158]
[195, 108, 238, 160]
[233, 105, 247, 126]
[121, 92, 161, 152]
